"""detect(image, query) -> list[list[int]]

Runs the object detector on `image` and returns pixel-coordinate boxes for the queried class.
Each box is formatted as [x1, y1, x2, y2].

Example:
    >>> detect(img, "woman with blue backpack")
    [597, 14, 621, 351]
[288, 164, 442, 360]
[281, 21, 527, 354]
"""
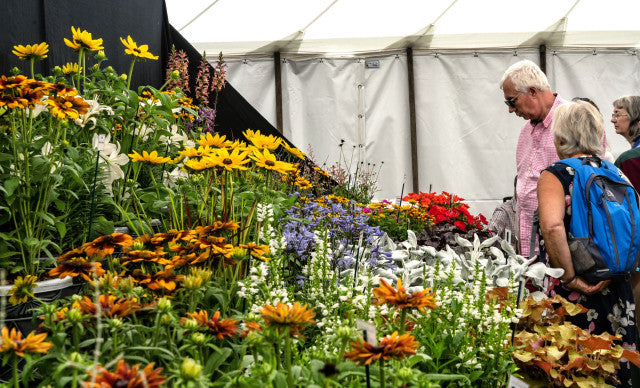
[537, 100, 640, 387]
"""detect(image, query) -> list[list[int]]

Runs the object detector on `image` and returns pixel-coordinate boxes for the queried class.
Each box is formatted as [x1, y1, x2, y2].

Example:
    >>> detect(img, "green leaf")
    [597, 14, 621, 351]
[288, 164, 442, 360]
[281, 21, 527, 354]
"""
[3, 177, 20, 197]
[23, 237, 40, 247]
[35, 210, 55, 226]
[55, 221, 67, 239]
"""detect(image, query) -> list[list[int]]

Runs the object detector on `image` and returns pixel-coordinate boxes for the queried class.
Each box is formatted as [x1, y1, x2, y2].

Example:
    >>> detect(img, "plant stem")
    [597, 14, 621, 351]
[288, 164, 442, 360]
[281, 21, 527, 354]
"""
[379, 358, 385, 388]
[126, 59, 136, 90]
[284, 333, 294, 386]
[12, 356, 18, 388]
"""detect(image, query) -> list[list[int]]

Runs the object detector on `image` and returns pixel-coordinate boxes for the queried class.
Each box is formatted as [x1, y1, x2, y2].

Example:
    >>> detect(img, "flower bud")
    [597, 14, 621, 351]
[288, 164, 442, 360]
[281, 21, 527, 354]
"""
[67, 308, 84, 323]
[182, 275, 203, 291]
[52, 66, 63, 76]
[170, 70, 180, 80]
[115, 281, 132, 296]
[95, 50, 107, 61]
[398, 367, 413, 381]
[160, 313, 173, 325]
[182, 318, 201, 331]
[336, 326, 352, 341]
[191, 332, 206, 345]
[157, 297, 172, 313]
[108, 318, 123, 329]
[181, 357, 203, 379]
[69, 352, 84, 364]
[120, 74, 127, 81]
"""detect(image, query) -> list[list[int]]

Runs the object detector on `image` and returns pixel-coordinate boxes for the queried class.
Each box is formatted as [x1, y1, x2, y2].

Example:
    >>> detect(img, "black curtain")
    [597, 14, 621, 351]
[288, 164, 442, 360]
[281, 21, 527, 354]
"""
[0, 0, 282, 142]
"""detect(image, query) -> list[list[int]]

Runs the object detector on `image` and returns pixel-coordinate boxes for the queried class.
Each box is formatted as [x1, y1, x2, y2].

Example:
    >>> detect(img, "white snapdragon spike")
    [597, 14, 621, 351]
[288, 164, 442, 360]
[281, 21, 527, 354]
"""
[75, 99, 113, 129]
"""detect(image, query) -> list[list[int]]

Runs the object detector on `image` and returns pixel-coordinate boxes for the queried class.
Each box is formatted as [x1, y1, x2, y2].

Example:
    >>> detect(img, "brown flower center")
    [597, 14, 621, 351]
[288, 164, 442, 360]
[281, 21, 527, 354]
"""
[223, 158, 233, 165]
[265, 160, 275, 167]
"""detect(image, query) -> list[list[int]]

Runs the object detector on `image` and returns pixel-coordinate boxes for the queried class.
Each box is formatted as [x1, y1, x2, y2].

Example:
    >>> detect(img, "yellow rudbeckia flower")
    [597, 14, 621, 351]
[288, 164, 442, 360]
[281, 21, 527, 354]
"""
[64, 26, 104, 52]
[62, 62, 82, 76]
[120, 35, 158, 60]
[212, 148, 250, 171]
[12, 42, 49, 61]
[128, 150, 172, 164]
[243, 129, 281, 150]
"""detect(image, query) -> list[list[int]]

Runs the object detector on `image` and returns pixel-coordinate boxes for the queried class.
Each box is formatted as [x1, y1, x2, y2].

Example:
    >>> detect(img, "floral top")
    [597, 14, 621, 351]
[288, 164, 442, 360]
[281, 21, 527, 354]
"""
[542, 156, 638, 387]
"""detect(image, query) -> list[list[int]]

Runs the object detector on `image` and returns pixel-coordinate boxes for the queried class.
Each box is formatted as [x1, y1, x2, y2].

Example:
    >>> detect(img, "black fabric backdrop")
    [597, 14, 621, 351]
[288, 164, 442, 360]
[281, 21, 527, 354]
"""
[0, 0, 281, 141]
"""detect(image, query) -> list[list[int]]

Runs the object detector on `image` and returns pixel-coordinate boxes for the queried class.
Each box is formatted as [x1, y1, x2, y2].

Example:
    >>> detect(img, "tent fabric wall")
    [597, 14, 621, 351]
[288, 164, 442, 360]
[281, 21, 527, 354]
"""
[222, 48, 640, 217]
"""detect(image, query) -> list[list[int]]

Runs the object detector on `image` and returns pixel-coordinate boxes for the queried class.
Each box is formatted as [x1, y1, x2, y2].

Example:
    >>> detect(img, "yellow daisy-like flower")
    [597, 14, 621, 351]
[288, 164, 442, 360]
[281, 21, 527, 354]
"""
[0, 327, 53, 357]
[12, 42, 49, 61]
[64, 26, 104, 52]
[8, 275, 38, 306]
[46, 94, 90, 120]
[179, 146, 214, 159]
[281, 141, 306, 160]
[184, 157, 218, 171]
[250, 149, 295, 174]
[211, 148, 250, 171]
[62, 62, 82, 76]
[128, 150, 172, 164]
[243, 129, 281, 150]
[120, 35, 158, 60]
[197, 133, 233, 148]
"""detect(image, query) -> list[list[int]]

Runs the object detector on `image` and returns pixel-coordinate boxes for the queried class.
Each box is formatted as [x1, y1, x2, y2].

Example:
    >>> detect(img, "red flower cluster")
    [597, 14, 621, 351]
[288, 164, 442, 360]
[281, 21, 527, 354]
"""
[403, 191, 487, 232]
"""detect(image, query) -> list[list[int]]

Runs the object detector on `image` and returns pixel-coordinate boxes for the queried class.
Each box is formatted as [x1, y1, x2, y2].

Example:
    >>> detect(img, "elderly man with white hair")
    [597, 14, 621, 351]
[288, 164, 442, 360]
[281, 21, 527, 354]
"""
[500, 59, 567, 258]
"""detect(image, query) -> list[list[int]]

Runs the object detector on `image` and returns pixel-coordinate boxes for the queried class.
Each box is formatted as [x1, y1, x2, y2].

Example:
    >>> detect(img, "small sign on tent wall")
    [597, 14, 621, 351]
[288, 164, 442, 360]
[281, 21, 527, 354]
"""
[365, 59, 380, 69]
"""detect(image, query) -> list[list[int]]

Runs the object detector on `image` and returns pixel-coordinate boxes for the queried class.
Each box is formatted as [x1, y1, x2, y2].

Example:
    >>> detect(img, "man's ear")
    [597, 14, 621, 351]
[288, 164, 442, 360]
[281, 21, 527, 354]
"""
[529, 86, 537, 96]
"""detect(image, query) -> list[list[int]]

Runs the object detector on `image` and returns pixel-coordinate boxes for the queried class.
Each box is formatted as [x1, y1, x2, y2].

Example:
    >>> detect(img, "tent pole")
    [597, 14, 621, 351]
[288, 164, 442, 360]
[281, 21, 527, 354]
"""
[407, 47, 420, 193]
[539, 44, 547, 74]
[274, 51, 284, 134]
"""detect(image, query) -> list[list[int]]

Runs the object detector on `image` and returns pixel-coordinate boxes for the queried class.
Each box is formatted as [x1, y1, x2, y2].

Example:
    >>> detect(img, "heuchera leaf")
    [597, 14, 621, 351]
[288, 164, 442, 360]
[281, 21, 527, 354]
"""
[622, 348, 640, 368]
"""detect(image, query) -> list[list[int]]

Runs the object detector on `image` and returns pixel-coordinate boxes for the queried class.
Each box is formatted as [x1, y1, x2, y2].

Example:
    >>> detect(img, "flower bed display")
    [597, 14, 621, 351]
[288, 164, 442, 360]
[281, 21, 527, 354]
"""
[1, 27, 639, 388]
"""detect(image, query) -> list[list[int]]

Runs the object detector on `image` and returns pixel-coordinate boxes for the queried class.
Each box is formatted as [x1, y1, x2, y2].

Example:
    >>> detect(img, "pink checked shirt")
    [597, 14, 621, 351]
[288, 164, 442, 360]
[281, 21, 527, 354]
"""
[516, 96, 566, 257]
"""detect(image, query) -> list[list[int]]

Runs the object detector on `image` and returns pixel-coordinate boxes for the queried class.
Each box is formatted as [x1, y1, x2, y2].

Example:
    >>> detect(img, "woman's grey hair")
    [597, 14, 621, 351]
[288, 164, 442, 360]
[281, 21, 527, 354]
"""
[613, 95, 640, 141]
[500, 59, 551, 93]
[552, 101, 604, 157]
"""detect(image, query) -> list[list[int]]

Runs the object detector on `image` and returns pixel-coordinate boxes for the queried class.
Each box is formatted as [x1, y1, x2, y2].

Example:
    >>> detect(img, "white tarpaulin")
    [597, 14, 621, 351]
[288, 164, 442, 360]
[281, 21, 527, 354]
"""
[165, 0, 640, 218]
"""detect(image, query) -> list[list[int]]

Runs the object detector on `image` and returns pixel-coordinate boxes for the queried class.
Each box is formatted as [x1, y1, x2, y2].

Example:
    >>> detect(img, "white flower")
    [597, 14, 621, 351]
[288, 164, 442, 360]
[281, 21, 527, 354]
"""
[92, 134, 129, 191]
[74, 99, 113, 129]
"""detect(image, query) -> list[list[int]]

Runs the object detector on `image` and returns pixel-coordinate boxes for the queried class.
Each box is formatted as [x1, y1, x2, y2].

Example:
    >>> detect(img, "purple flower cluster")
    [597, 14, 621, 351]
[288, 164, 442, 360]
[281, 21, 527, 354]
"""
[282, 197, 392, 282]
[187, 107, 216, 134]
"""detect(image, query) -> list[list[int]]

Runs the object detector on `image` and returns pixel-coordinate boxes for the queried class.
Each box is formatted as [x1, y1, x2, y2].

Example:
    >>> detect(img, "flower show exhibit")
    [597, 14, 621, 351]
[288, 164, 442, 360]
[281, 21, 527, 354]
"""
[1, 26, 639, 388]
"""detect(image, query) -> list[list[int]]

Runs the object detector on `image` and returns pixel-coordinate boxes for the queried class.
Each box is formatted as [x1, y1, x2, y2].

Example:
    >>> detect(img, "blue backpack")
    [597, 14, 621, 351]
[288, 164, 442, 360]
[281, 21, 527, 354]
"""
[559, 156, 640, 283]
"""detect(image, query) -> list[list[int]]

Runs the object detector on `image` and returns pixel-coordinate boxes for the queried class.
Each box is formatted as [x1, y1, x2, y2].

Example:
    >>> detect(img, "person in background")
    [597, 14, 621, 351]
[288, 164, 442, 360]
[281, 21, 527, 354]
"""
[612, 96, 640, 190]
[537, 100, 639, 387]
[572, 97, 615, 163]
[488, 176, 518, 251]
[500, 59, 566, 257]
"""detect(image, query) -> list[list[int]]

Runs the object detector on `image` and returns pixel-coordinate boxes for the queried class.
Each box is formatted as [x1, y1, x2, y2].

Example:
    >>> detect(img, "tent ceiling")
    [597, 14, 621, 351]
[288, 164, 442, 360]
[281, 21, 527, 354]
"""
[165, 0, 640, 57]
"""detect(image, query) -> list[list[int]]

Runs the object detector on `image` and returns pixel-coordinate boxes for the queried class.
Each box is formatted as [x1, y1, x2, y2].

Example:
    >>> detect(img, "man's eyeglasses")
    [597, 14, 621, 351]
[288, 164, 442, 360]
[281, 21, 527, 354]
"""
[504, 94, 521, 108]
[612, 113, 628, 120]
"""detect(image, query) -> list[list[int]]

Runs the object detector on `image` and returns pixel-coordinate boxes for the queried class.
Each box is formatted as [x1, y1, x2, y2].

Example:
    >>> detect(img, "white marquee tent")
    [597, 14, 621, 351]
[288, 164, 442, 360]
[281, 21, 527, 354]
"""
[165, 0, 640, 218]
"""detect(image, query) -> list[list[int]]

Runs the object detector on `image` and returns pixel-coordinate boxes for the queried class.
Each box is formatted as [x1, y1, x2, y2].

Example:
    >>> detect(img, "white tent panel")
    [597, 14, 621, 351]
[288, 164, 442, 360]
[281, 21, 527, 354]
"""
[226, 59, 278, 127]
[414, 50, 539, 216]
[546, 48, 640, 160]
[167, 0, 640, 56]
